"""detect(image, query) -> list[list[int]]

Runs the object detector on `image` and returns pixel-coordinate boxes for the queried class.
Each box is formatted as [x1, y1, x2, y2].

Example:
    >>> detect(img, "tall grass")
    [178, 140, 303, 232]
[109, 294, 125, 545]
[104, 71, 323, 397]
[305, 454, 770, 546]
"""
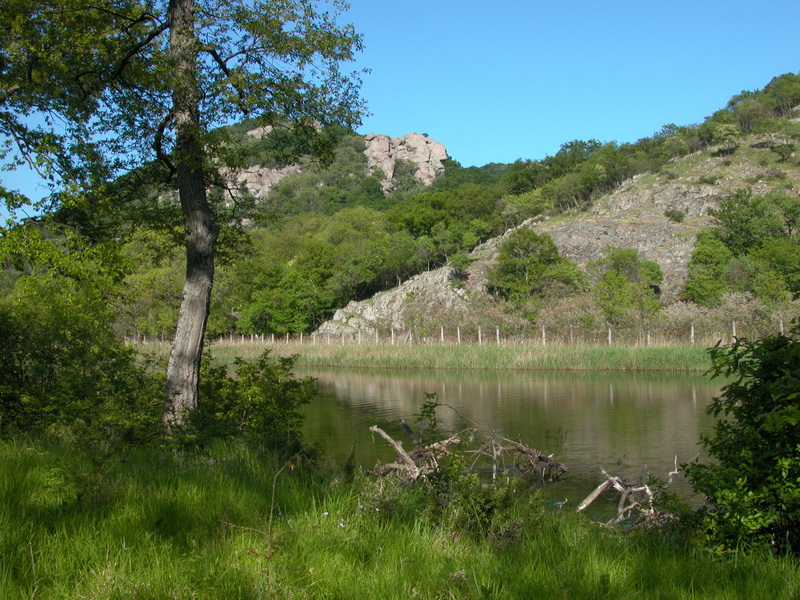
[3, 438, 799, 599]
[204, 340, 713, 372]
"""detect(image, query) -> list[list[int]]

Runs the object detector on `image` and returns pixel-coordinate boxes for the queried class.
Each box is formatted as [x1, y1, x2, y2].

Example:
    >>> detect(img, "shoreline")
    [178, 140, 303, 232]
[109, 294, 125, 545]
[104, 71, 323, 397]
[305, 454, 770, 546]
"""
[199, 341, 715, 373]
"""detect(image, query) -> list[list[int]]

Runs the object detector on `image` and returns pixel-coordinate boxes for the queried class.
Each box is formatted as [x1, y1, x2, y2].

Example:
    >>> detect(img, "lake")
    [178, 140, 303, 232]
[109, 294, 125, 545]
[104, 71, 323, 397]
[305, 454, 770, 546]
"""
[300, 367, 722, 515]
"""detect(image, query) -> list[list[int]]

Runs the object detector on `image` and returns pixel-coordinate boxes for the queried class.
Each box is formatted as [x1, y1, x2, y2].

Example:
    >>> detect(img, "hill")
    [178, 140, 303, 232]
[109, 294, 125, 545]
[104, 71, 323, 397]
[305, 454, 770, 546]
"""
[315, 127, 800, 340]
[24, 72, 798, 342]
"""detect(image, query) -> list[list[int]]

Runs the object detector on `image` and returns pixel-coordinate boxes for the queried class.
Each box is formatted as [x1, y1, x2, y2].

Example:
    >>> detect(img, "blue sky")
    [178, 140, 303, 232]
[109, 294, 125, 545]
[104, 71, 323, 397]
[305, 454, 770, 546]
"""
[347, 0, 800, 167]
[3, 1, 799, 206]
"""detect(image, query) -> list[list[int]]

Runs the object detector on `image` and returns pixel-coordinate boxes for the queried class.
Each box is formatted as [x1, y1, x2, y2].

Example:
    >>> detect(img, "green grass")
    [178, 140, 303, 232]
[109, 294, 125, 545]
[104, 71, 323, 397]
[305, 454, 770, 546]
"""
[204, 340, 714, 372]
[1, 438, 799, 599]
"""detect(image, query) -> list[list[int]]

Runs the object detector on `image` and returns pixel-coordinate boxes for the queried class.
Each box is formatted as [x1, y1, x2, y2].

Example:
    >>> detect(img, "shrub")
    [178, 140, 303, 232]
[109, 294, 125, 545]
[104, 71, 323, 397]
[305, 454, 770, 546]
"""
[191, 351, 315, 453]
[664, 208, 685, 223]
[686, 324, 800, 552]
[697, 174, 718, 185]
[0, 275, 163, 448]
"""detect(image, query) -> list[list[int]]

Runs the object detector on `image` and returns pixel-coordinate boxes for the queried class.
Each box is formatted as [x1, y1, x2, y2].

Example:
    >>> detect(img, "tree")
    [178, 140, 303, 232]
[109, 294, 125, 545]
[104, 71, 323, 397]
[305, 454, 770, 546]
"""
[589, 247, 663, 325]
[682, 231, 734, 306]
[487, 229, 586, 304]
[710, 190, 785, 255]
[1, 0, 365, 429]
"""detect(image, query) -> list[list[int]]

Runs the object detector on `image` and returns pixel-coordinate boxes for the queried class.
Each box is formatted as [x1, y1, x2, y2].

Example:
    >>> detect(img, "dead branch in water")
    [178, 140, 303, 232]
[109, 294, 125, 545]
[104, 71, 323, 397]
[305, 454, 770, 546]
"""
[467, 433, 567, 484]
[368, 425, 462, 481]
[368, 424, 566, 485]
[577, 455, 683, 528]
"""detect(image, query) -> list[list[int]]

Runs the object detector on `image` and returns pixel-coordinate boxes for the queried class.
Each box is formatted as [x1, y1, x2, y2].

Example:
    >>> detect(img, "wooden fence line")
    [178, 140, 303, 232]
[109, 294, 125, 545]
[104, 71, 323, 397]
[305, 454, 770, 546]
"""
[126, 319, 792, 347]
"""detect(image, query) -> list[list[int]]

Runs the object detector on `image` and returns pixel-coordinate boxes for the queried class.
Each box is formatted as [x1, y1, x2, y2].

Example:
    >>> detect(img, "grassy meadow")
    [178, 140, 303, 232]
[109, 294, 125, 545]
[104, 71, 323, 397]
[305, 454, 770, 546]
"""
[3, 438, 800, 599]
[199, 339, 715, 372]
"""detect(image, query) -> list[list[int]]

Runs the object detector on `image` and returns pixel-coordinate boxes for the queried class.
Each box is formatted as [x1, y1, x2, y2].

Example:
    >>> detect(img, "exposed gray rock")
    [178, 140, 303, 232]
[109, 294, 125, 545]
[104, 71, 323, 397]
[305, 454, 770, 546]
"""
[364, 132, 448, 193]
[221, 164, 303, 201]
[222, 131, 448, 201]
[316, 267, 468, 337]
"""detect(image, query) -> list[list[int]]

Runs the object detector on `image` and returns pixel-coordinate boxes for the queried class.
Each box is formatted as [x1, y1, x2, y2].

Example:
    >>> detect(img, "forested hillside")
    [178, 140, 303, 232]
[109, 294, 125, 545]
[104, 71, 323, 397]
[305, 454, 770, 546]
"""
[5, 73, 800, 342]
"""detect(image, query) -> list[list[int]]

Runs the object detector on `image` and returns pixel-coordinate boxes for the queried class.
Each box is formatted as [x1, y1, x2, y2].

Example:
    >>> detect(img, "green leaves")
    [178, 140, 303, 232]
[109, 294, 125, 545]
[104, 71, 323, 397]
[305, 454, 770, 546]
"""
[487, 229, 586, 307]
[686, 328, 800, 551]
[588, 247, 662, 326]
[193, 350, 314, 451]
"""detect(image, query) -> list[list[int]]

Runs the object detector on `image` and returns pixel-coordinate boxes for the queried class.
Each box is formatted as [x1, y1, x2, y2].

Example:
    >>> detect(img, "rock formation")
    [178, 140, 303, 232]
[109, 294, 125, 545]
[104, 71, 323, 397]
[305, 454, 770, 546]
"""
[363, 132, 448, 193]
[313, 155, 778, 336]
[316, 267, 468, 338]
[223, 130, 448, 201]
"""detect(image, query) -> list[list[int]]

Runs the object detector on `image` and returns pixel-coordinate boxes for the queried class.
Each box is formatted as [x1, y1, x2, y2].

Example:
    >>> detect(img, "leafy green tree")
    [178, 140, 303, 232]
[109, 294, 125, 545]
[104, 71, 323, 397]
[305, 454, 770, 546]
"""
[1, 0, 365, 427]
[686, 325, 800, 552]
[711, 123, 741, 155]
[710, 190, 786, 256]
[487, 229, 586, 304]
[589, 247, 662, 325]
[0, 228, 162, 445]
[682, 231, 734, 306]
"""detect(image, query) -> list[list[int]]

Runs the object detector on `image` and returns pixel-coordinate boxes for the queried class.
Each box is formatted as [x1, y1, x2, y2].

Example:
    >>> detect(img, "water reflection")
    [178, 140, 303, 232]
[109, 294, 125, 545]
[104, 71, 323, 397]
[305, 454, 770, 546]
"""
[300, 368, 721, 513]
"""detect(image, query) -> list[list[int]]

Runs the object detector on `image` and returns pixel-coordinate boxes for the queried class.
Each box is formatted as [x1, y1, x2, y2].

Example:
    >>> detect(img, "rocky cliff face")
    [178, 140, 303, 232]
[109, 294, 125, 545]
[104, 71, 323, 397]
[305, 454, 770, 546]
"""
[363, 132, 448, 193]
[223, 129, 448, 201]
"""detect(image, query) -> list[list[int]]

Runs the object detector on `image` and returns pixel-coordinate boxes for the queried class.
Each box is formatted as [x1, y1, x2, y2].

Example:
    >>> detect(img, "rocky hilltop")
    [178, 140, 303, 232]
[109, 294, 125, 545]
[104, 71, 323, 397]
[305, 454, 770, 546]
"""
[316, 141, 800, 336]
[223, 128, 447, 200]
[363, 132, 448, 193]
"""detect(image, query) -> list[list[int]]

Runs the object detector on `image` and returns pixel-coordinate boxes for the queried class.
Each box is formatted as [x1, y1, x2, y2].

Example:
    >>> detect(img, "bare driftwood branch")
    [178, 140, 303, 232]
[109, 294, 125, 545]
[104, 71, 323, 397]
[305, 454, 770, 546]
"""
[577, 456, 682, 529]
[368, 426, 462, 481]
[368, 422, 566, 486]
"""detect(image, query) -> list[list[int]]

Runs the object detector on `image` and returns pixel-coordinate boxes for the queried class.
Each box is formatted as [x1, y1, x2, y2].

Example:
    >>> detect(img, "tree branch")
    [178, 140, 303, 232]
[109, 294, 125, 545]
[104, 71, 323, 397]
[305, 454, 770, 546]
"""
[108, 20, 170, 82]
[153, 111, 176, 182]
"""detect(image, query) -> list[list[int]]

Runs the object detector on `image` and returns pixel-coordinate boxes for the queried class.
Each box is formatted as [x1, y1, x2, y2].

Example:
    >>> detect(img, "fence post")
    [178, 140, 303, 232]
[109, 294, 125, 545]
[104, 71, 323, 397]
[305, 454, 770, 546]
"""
[300, 332, 303, 344]
[441, 325, 444, 344]
[478, 326, 482, 345]
[312, 332, 316, 345]
[496, 327, 500, 345]
[690, 323, 695, 345]
[541, 324, 546, 347]
[607, 326, 612, 346]
[732, 320, 737, 340]
[375, 330, 379, 344]
[271, 333, 275, 344]
[780, 319, 785, 335]
[358, 331, 362, 345]
[457, 326, 461, 345]
[391, 328, 395, 345]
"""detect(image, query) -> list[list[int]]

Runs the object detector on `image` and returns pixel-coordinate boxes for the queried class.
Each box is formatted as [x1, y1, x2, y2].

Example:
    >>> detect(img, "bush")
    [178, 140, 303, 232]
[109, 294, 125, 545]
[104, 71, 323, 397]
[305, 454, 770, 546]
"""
[0, 276, 163, 449]
[191, 351, 315, 453]
[686, 325, 800, 552]
[664, 208, 685, 223]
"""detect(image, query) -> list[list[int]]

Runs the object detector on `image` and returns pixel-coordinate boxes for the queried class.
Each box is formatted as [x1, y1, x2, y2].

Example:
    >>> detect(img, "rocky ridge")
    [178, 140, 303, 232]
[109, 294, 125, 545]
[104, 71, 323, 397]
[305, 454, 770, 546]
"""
[315, 143, 800, 336]
[223, 128, 448, 200]
[363, 132, 448, 193]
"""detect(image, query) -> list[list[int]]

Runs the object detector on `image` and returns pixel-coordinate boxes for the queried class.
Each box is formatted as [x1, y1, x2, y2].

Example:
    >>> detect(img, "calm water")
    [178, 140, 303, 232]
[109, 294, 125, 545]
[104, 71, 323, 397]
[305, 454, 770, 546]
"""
[299, 368, 722, 514]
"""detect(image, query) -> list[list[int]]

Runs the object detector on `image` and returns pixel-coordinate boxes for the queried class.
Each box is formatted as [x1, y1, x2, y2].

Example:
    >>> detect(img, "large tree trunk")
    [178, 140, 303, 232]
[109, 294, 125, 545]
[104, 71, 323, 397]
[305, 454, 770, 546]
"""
[163, 0, 219, 430]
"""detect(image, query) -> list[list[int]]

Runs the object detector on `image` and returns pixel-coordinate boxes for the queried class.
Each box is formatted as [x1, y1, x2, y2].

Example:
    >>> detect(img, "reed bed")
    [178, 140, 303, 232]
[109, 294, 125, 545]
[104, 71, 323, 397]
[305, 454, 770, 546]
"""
[2, 437, 799, 599]
[203, 340, 714, 372]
